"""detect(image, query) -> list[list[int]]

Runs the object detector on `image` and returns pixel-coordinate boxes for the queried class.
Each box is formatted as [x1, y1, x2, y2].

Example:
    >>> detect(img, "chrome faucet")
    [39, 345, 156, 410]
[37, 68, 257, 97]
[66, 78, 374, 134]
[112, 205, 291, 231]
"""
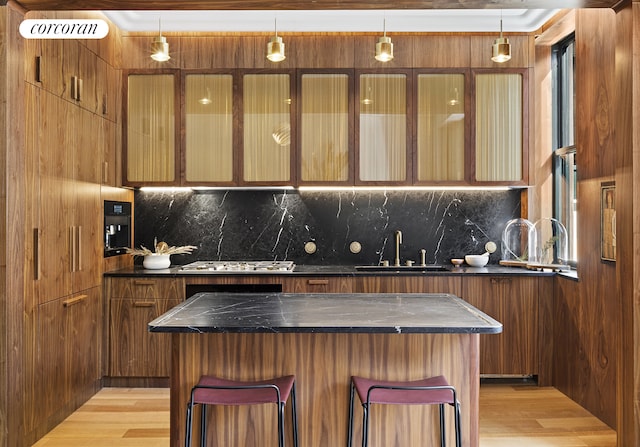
[394, 230, 403, 267]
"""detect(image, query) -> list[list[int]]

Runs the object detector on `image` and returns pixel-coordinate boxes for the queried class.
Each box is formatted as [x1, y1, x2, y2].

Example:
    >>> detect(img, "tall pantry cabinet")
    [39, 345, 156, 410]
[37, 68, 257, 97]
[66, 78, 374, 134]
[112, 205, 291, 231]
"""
[22, 29, 116, 443]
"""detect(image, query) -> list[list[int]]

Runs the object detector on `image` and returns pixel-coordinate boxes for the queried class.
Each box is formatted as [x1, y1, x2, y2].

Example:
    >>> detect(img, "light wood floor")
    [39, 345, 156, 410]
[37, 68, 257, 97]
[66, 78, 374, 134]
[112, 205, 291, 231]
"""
[32, 383, 617, 447]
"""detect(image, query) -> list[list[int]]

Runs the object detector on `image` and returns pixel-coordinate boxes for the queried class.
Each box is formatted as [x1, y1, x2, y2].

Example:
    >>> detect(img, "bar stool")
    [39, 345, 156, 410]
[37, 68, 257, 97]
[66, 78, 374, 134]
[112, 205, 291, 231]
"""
[347, 375, 462, 447]
[185, 374, 299, 447]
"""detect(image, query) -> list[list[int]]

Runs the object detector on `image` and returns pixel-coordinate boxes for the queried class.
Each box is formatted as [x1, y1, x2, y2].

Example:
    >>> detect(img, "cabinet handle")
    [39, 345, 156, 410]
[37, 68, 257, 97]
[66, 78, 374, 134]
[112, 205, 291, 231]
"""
[103, 161, 109, 184]
[133, 301, 155, 308]
[490, 277, 512, 285]
[33, 228, 40, 280]
[77, 225, 82, 272]
[71, 76, 78, 101]
[63, 294, 87, 307]
[307, 279, 329, 286]
[70, 226, 76, 272]
[70, 76, 82, 101]
[35, 56, 41, 83]
[134, 280, 156, 286]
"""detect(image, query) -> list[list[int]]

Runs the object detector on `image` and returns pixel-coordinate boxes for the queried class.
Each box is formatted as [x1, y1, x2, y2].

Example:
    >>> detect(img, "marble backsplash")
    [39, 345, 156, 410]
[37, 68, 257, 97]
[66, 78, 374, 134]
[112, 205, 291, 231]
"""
[133, 189, 521, 266]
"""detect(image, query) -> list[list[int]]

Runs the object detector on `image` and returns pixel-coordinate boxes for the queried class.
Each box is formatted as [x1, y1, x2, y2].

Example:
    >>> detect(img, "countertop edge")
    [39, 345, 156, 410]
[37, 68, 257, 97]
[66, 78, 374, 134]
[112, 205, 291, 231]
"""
[148, 292, 504, 335]
[106, 264, 556, 277]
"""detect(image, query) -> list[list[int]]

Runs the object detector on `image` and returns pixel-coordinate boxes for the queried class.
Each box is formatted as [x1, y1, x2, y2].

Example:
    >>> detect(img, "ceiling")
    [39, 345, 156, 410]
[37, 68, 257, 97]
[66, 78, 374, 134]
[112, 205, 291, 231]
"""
[12, 0, 618, 34]
[103, 9, 560, 33]
[12, 0, 619, 9]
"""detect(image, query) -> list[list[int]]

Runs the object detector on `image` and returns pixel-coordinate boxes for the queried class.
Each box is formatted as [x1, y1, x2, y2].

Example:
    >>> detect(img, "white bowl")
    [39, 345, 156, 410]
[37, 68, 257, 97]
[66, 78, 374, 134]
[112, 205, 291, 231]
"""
[143, 254, 171, 269]
[465, 254, 489, 267]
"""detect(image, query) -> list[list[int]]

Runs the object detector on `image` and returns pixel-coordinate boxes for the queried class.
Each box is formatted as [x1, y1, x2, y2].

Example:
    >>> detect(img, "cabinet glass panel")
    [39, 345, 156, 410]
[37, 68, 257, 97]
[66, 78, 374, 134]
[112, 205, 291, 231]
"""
[126, 74, 175, 182]
[185, 74, 233, 182]
[358, 74, 406, 182]
[300, 74, 349, 182]
[416, 74, 465, 181]
[475, 73, 523, 181]
[243, 74, 291, 182]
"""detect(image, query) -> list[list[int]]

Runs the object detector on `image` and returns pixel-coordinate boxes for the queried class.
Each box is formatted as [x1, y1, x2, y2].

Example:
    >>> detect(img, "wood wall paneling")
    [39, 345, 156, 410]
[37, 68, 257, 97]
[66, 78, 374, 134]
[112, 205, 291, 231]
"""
[614, 3, 639, 445]
[290, 35, 355, 68]
[575, 9, 616, 180]
[178, 35, 257, 69]
[550, 8, 618, 430]
[529, 43, 554, 224]
[413, 35, 471, 68]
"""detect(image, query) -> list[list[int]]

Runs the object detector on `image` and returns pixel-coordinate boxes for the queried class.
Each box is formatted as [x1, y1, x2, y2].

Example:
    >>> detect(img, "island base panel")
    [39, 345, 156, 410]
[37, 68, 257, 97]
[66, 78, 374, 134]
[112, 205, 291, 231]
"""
[170, 332, 480, 447]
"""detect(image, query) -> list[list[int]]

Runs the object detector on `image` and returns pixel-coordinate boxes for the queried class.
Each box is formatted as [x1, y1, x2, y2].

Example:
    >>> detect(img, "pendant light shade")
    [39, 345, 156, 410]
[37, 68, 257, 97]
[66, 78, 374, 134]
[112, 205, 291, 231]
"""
[150, 18, 170, 62]
[266, 19, 286, 62]
[491, 14, 511, 63]
[375, 19, 393, 62]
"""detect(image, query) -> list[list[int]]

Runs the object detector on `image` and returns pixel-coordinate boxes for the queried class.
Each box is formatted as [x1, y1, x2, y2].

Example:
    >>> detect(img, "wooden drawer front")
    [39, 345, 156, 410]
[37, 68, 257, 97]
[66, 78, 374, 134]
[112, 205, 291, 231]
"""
[283, 277, 354, 293]
[109, 297, 178, 377]
[356, 276, 461, 294]
[109, 277, 184, 300]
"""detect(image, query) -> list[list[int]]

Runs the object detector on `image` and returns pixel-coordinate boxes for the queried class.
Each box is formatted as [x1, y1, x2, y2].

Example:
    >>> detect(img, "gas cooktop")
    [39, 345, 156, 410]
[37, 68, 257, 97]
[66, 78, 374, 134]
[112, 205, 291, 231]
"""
[180, 261, 295, 272]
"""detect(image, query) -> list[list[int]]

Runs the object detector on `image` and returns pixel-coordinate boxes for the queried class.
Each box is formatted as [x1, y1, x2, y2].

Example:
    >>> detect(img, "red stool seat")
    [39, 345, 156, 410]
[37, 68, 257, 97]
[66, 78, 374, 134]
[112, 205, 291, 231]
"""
[192, 375, 296, 406]
[186, 374, 298, 447]
[348, 375, 461, 447]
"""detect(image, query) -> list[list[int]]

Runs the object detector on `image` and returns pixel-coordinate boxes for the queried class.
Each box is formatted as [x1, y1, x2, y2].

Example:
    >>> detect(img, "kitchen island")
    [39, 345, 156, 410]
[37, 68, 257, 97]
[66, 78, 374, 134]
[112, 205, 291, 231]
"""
[149, 292, 502, 447]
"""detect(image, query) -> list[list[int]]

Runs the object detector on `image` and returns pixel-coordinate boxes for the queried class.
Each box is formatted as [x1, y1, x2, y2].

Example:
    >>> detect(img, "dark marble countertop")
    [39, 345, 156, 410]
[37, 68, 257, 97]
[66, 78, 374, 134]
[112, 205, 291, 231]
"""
[148, 292, 503, 334]
[106, 263, 556, 277]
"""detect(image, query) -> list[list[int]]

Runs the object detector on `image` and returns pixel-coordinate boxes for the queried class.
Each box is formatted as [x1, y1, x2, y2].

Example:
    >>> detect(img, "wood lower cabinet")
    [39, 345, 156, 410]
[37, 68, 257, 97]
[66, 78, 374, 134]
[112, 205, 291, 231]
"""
[27, 288, 101, 438]
[460, 276, 540, 377]
[107, 277, 185, 378]
[106, 273, 548, 384]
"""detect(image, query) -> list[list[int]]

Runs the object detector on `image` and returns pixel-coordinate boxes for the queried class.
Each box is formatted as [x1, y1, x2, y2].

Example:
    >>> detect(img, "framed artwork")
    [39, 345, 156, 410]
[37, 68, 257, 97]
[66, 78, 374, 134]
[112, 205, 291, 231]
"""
[601, 182, 616, 261]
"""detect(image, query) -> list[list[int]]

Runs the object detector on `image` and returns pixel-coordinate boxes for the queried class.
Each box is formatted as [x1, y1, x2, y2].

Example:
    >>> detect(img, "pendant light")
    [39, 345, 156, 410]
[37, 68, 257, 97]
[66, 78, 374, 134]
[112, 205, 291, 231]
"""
[266, 19, 286, 62]
[375, 18, 394, 62]
[491, 11, 511, 63]
[150, 17, 170, 62]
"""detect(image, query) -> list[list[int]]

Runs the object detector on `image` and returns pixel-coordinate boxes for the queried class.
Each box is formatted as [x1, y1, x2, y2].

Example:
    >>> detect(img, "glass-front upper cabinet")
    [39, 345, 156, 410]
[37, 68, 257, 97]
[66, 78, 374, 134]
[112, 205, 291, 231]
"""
[474, 71, 527, 183]
[242, 73, 292, 184]
[415, 73, 466, 183]
[124, 72, 179, 185]
[357, 72, 410, 184]
[184, 73, 234, 184]
[299, 72, 352, 184]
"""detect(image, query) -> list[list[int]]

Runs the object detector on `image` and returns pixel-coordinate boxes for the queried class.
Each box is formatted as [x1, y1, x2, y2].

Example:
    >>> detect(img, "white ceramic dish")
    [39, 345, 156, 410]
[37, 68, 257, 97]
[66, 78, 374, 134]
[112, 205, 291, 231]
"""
[143, 254, 171, 269]
[465, 254, 489, 267]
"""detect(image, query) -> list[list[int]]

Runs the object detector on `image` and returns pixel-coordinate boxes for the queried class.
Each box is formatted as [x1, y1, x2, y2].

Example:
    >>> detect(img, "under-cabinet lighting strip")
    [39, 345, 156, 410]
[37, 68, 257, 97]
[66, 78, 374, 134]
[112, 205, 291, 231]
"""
[297, 186, 514, 192]
[139, 185, 516, 192]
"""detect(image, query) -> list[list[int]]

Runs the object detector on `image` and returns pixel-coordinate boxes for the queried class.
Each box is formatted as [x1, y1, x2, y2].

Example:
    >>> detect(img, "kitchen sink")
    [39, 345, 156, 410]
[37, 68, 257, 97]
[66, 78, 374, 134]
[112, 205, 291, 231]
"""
[355, 265, 449, 272]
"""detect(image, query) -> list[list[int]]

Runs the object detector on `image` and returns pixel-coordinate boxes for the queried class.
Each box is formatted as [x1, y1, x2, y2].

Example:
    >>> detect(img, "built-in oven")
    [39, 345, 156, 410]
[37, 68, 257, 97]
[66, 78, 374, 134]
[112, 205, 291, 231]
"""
[104, 200, 131, 257]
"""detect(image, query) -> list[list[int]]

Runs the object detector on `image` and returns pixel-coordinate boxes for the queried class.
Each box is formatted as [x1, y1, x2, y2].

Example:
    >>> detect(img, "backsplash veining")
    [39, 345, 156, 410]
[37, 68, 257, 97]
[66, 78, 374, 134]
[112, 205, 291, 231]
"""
[133, 189, 521, 265]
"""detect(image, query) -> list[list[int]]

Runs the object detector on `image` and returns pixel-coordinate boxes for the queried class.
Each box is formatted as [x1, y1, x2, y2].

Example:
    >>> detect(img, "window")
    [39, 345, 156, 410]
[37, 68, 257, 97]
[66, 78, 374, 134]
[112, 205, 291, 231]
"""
[552, 34, 577, 265]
